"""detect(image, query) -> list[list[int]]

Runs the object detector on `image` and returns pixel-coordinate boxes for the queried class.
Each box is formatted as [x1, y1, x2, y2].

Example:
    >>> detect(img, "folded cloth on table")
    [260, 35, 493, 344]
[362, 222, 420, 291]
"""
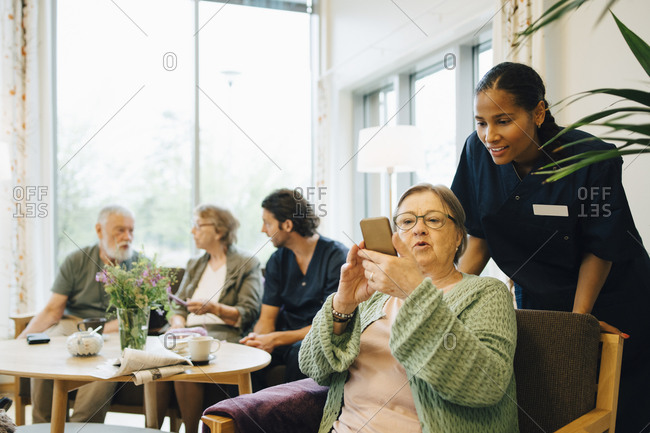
[202, 378, 329, 433]
[166, 327, 208, 336]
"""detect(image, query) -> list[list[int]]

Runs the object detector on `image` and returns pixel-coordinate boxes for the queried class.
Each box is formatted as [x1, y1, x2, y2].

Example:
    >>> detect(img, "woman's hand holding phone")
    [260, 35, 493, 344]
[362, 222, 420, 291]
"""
[333, 241, 375, 315]
[357, 216, 426, 299]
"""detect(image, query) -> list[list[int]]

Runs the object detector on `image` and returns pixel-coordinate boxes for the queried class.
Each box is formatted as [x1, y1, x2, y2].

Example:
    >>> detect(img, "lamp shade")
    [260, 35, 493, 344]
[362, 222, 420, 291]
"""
[356, 125, 426, 173]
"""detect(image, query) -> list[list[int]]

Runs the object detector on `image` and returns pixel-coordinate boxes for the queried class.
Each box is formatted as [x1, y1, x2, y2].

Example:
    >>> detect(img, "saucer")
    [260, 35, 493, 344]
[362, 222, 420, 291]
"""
[190, 354, 215, 365]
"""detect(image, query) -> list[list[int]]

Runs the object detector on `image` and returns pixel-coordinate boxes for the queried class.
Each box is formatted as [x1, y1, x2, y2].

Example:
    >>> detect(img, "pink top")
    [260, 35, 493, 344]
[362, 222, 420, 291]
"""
[332, 296, 421, 433]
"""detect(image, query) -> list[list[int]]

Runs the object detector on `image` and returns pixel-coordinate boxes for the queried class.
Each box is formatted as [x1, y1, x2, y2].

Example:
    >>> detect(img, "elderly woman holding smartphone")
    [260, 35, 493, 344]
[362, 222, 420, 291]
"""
[299, 184, 519, 433]
[157, 204, 263, 433]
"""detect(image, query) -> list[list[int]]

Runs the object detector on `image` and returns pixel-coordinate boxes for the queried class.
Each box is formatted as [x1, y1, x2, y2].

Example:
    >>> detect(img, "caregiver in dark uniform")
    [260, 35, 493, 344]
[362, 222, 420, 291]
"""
[451, 61, 650, 432]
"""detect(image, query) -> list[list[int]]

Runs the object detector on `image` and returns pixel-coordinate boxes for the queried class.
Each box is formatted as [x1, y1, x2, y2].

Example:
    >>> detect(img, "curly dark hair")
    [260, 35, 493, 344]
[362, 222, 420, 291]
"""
[261, 188, 320, 237]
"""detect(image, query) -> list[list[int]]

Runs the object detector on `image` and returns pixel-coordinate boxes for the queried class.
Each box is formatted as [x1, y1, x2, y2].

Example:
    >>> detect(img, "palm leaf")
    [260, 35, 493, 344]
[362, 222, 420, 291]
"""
[537, 148, 650, 182]
[543, 117, 650, 147]
[597, 0, 619, 22]
[540, 141, 650, 168]
[554, 137, 650, 152]
[559, 88, 650, 108]
[597, 122, 650, 135]
[516, 0, 621, 45]
[611, 11, 650, 77]
[516, 0, 588, 41]
[548, 107, 650, 135]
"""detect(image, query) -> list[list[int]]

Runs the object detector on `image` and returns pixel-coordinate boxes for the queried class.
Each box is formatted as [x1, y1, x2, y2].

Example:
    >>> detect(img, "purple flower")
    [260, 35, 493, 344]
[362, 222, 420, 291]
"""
[96, 271, 109, 283]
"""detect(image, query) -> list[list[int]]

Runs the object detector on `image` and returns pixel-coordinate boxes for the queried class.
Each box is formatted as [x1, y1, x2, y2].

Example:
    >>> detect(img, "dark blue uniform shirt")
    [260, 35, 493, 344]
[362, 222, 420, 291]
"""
[451, 129, 650, 327]
[263, 236, 348, 331]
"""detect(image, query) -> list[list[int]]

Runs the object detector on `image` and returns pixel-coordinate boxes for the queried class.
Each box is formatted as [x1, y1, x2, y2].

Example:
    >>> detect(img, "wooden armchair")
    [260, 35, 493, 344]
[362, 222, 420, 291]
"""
[201, 310, 623, 433]
[9, 267, 185, 429]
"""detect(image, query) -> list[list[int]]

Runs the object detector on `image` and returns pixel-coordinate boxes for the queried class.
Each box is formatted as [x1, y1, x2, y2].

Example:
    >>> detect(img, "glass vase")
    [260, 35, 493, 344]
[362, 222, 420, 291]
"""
[117, 307, 150, 351]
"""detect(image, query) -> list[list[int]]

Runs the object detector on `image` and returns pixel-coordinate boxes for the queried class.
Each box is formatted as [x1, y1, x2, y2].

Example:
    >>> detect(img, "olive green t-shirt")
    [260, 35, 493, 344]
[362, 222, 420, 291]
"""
[51, 244, 137, 319]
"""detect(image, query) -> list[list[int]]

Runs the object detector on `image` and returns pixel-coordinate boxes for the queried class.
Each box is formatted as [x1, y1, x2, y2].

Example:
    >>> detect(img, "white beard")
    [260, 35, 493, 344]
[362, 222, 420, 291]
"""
[103, 239, 133, 263]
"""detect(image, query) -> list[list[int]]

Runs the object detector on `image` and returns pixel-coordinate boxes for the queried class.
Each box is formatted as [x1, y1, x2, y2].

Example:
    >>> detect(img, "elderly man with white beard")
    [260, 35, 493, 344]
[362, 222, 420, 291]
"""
[19, 205, 138, 424]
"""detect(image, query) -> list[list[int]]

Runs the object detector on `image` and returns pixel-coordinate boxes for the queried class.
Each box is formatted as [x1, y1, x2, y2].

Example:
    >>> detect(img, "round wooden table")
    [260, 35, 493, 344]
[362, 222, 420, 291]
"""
[0, 336, 270, 433]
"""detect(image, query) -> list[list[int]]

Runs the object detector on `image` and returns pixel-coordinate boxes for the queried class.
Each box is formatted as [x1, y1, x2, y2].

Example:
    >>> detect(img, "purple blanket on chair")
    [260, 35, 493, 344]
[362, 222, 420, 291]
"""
[202, 378, 329, 433]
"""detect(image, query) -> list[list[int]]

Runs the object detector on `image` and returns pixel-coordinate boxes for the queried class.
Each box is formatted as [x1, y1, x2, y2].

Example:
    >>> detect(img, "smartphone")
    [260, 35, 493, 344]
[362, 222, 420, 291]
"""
[26, 333, 50, 345]
[360, 217, 397, 256]
[168, 292, 188, 308]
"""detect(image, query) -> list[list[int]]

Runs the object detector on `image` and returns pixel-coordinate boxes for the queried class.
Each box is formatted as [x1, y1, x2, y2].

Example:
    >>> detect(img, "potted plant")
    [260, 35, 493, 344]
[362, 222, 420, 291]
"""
[515, 0, 650, 182]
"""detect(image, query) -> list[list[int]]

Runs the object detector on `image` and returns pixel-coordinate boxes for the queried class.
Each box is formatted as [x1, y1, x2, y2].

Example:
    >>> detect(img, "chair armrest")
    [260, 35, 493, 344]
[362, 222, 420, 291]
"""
[554, 408, 611, 433]
[202, 378, 328, 433]
[556, 333, 624, 433]
[10, 313, 35, 338]
[201, 414, 235, 433]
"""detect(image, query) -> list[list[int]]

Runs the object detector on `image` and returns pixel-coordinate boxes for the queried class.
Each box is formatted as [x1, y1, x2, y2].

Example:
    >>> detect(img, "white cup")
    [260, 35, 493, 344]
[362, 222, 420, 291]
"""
[159, 332, 201, 356]
[188, 336, 221, 361]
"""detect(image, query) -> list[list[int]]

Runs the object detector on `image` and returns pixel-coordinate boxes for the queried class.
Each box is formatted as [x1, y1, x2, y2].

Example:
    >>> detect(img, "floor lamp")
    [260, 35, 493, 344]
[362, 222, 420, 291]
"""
[357, 125, 426, 218]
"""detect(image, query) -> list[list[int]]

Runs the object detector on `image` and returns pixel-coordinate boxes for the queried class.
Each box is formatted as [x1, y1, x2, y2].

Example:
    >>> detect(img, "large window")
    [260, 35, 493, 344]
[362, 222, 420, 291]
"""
[363, 86, 396, 128]
[56, 0, 311, 266]
[474, 41, 494, 87]
[360, 85, 396, 217]
[411, 64, 456, 187]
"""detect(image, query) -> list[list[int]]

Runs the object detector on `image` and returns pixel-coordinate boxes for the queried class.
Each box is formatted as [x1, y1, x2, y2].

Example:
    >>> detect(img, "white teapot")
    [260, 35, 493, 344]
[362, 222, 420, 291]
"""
[67, 329, 103, 356]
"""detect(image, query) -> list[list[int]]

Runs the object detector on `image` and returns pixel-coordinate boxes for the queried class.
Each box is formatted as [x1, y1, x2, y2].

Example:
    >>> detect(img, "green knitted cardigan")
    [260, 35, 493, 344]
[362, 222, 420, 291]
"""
[298, 274, 519, 433]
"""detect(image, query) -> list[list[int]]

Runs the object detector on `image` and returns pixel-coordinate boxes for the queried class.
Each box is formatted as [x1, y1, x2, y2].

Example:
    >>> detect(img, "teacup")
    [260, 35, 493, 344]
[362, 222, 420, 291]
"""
[160, 331, 201, 356]
[188, 336, 221, 362]
[77, 317, 108, 334]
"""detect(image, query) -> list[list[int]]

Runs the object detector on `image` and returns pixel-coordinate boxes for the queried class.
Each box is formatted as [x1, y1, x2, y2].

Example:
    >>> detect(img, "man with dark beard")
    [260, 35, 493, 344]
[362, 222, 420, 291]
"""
[19, 205, 137, 424]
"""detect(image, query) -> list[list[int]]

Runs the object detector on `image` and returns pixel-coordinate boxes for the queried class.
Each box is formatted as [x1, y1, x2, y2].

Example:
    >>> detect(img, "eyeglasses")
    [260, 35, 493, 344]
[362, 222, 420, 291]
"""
[393, 211, 456, 231]
[192, 223, 214, 230]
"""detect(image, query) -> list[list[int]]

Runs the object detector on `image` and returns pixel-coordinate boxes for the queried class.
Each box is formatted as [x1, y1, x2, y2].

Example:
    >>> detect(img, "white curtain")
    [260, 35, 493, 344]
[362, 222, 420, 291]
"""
[493, 0, 546, 73]
[0, 0, 54, 338]
[314, 76, 331, 191]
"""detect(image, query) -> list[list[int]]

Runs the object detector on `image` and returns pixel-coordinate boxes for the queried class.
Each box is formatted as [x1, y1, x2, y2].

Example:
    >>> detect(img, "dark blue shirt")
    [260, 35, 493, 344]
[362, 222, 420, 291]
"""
[451, 129, 650, 321]
[263, 236, 348, 331]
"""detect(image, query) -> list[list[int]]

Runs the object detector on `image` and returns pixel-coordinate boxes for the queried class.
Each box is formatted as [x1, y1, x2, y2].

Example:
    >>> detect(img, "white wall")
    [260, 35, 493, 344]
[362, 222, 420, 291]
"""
[542, 0, 650, 247]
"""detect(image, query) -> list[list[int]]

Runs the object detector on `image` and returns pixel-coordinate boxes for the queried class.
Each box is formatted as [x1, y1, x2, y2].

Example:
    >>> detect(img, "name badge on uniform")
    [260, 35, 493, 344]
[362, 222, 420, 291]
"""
[533, 204, 569, 217]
